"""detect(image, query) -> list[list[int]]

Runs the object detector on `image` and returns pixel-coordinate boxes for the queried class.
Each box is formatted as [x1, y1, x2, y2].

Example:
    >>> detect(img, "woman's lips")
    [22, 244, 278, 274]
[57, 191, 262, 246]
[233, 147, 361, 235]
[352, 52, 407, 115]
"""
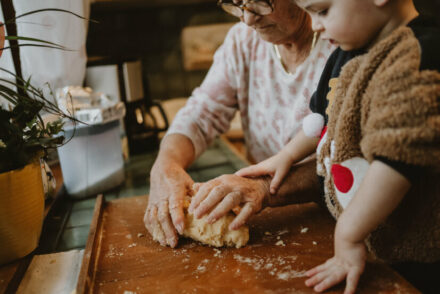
[256, 24, 273, 31]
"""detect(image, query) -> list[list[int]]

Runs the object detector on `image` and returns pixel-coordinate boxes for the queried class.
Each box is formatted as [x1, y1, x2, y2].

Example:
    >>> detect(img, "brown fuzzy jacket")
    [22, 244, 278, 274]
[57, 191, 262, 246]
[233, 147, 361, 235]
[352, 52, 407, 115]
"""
[317, 26, 440, 263]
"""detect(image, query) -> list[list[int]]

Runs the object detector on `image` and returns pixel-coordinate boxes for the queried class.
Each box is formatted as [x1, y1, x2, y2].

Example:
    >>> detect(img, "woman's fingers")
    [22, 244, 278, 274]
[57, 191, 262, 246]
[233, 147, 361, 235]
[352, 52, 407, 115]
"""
[188, 181, 213, 214]
[192, 182, 202, 194]
[229, 202, 254, 230]
[143, 206, 154, 237]
[148, 205, 166, 246]
[169, 187, 186, 234]
[206, 191, 241, 223]
[194, 185, 229, 218]
[235, 164, 269, 177]
[158, 200, 178, 248]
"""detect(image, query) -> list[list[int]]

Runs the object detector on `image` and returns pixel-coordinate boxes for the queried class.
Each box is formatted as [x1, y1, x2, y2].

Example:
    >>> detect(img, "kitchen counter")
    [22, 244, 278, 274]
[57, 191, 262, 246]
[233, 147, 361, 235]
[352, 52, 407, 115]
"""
[74, 195, 419, 293]
[0, 137, 422, 293]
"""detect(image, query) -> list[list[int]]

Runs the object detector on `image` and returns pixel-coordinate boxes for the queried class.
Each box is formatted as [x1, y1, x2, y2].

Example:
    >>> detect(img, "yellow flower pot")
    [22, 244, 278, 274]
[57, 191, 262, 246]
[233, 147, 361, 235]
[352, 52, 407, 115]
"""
[0, 160, 44, 265]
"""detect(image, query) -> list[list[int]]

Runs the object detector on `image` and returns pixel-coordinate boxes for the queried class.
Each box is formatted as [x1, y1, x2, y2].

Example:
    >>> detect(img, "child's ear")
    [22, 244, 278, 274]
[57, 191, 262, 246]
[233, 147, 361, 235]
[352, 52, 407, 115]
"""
[373, 0, 389, 7]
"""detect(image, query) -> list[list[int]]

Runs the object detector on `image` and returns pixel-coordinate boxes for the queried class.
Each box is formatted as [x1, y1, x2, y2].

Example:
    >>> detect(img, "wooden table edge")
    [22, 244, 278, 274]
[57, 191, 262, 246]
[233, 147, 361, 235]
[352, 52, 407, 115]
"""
[76, 194, 105, 294]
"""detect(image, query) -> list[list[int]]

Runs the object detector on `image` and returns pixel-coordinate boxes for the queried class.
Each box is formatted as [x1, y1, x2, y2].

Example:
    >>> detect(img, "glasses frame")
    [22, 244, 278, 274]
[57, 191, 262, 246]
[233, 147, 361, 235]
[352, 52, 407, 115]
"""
[217, 0, 274, 18]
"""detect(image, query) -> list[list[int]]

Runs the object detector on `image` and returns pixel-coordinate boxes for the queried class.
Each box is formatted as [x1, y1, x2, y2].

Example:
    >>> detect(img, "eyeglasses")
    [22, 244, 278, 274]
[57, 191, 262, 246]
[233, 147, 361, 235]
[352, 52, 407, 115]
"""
[217, 0, 274, 18]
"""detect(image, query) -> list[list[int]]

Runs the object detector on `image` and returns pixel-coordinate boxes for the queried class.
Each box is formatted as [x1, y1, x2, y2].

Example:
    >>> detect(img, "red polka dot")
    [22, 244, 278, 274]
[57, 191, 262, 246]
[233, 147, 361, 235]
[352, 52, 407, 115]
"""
[331, 164, 354, 193]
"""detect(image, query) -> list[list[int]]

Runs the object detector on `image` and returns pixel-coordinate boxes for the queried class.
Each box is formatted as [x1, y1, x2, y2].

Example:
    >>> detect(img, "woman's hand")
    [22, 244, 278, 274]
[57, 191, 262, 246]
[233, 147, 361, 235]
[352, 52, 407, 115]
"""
[143, 158, 194, 248]
[305, 237, 366, 294]
[235, 151, 294, 194]
[188, 174, 270, 230]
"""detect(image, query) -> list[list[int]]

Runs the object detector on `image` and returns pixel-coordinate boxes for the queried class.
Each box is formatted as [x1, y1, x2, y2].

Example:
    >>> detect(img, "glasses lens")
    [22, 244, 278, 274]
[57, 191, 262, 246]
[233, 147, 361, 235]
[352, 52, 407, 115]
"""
[247, 1, 273, 15]
[221, 3, 243, 17]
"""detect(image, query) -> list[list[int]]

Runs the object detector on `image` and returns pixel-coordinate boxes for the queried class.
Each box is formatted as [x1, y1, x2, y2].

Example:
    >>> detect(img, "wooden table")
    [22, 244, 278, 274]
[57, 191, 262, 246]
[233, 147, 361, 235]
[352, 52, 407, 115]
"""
[76, 195, 419, 293]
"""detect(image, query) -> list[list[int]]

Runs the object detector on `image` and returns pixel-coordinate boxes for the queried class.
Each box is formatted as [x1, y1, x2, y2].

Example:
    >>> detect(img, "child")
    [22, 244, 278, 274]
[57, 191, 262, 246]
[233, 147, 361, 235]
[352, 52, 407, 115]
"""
[237, 0, 440, 293]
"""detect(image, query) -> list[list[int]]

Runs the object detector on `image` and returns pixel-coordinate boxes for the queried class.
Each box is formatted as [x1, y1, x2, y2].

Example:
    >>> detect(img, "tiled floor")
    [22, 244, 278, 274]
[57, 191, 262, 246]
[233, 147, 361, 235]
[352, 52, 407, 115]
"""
[54, 138, 248, 252]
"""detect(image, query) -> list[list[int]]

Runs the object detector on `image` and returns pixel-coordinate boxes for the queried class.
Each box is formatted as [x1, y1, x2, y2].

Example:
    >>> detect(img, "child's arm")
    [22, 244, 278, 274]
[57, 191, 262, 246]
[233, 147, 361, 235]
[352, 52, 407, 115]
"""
[236, 129, 319, 194]
[305, 160, 411, 294]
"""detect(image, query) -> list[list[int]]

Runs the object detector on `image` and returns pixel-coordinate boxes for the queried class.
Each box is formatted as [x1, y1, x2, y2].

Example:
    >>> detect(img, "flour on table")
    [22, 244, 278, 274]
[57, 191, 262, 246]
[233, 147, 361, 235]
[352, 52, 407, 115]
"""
[233, 254, 302, 281]
[275, 240, 285, 246]
[213, 248, 223, 258]
[277, 229, 289, 235]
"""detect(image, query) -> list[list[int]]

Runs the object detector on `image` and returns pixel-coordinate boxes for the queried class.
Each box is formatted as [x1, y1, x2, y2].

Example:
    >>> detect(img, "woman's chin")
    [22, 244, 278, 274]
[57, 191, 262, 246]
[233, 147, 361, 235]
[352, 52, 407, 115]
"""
[257, 32, 279, 44]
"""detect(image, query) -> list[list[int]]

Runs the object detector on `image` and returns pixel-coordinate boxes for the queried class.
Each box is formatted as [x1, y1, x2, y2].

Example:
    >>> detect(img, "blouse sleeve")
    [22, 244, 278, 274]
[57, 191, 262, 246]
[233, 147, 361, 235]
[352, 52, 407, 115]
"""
[165, 23, 247, 158]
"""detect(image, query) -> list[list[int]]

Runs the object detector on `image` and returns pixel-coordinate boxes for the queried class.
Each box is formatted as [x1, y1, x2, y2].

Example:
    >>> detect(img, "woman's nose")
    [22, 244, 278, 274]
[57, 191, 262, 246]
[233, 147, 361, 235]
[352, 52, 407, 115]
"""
[242, 9, 261, 26]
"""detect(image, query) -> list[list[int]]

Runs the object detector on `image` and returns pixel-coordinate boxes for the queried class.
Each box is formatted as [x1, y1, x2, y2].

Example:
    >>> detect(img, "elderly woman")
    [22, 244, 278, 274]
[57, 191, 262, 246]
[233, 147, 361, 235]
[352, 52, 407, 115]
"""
[144, 0, 334, 247]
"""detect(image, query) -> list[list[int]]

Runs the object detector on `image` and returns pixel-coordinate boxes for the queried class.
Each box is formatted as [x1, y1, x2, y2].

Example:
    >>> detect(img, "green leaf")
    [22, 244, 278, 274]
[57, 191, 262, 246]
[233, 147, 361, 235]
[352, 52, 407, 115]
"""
[0, 7, 88, 173]
[5, 36, 66, 49]
[11, 8, 98, 23]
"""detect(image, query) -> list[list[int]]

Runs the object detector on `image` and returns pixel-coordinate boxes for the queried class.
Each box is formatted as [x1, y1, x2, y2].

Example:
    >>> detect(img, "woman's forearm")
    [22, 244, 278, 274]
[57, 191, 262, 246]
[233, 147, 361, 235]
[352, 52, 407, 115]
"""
[156, 134, 196, 169]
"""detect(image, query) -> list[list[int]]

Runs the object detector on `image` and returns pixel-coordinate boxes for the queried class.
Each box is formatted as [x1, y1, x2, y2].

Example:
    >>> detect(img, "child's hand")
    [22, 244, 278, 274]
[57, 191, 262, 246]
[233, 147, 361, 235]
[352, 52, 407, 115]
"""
[235, 152, 292, 194]
[305, 238, 366, 294]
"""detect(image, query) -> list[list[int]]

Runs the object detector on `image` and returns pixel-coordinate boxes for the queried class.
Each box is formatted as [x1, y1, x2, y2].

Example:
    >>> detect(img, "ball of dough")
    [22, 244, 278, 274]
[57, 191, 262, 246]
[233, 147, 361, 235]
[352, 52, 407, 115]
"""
[181, 197, 249, 248]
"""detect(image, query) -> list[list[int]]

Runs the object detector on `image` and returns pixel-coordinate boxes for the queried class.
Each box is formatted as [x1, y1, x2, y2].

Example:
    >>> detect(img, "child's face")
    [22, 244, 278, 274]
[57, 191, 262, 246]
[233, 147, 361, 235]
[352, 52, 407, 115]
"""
[296, 0, 388, 50]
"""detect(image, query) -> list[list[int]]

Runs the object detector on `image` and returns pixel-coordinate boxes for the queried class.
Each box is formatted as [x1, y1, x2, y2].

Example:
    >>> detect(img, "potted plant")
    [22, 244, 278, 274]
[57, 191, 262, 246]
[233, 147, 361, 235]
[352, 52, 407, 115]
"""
[0, 8, 86, 265]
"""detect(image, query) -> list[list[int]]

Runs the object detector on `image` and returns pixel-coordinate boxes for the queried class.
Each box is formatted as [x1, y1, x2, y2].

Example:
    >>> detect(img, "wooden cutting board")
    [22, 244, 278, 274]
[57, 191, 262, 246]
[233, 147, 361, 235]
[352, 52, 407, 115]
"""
[76, 195, 419, 293]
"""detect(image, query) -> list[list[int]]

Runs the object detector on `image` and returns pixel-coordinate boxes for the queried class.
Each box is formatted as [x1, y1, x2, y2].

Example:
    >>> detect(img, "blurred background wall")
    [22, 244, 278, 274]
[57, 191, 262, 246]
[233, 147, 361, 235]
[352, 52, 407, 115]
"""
[85, 0, 439, 104]
[86, 1, 236, 103]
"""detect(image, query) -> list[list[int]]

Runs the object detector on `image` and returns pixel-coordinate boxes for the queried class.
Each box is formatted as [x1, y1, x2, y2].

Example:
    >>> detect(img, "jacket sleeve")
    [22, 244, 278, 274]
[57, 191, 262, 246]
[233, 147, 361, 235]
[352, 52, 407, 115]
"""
[165, 23, 247, 158]
[360, 42, 440, 167]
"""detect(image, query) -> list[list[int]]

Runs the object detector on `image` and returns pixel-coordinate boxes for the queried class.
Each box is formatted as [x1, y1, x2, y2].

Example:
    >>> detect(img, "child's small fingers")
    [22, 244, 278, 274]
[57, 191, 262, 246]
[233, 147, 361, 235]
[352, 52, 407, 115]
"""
[305, 270, 329, 287]
[306, 267, 318, 277]
[306, 262, 327, 277]
[344, 268, 362, 294]
[314, 274, 340, 293]
[235, 165, 267, 177]
[269, 180, 278, 194]
[270, 169, 288, 194]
